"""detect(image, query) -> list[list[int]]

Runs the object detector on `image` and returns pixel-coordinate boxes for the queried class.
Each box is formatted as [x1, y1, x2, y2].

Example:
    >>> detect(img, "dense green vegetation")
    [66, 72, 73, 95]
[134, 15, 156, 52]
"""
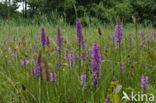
[0, 0, 156, 24]
[0, 21, 156, 103]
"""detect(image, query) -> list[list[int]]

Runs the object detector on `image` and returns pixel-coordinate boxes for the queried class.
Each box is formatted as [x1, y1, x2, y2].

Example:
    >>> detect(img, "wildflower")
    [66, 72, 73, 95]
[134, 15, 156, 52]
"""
[40, 28, 46, 48]
[56, 28, 63, 51]
[8, 60, 12, 65]
[65, 51, 75, 66]
[80, 73, 87, 90]
[56, 61, 61, 67]
[91, 43, 101, 86]
[21, 59, 28, 66]
[152, 32, 156, 39]
[30, 68, 35, 75]
[141, 74, 148, 91]
[140, 32, 145, 38]
[104, 97, 112, 103]
[80, 73, 87, 85]
[34, 53, 42, 77]
[52, 46, 56, 52]
[113, 16, 122, 44]
[111, 81, 119, 87]
[50, 72, 56, 82]
[76, 19, 85, 49]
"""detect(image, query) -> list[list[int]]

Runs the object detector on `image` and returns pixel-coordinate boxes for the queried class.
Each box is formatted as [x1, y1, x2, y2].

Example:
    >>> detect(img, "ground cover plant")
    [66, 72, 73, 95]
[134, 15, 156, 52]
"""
[0, 17, 156, 103]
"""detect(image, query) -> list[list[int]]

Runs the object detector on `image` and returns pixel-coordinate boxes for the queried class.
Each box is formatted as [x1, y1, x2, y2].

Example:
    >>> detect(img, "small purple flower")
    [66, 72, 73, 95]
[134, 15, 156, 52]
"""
[65, 51, 75, 66]
[104, 97, 112, 103]
[50, 72, 56, 82]
[30, 68, 35, 75]
[91, 43, 101, 86]
[140, 32, 145, 38]
[76, 19, 85, 49]
[40, 28, 46, 48]
[113, 16, 122, 44]
[8, 60, 12, 65]
[80, 73, 87, 90]
[56, 61, 61, 67]
[21, 59, 28, 66]
[152, 32, 156, 39]
[80, 73, 86, 85]
[141, 74, 149, 91]
[52, 46, 56, 52]
[56, 28, 63, 51]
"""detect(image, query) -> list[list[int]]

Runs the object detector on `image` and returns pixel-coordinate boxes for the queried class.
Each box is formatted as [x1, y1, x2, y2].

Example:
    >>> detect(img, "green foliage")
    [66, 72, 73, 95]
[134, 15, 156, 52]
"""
[0, 2, 18, 19]
[130, 0, 156, 24]
[0, 0, 156, 24]
[114, 0, 133, 22]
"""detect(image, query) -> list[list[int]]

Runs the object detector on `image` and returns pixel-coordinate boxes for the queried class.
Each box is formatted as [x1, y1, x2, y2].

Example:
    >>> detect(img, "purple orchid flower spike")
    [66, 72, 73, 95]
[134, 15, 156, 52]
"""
[91, 43, 101, 86]
[56, 28, 63, 51]
[76, 19, 85, 49]
[65, 51, 76, 66]
[49, 72, 57, 82]
[34, 53, 42, 77]
[141, 74, 149, 92]
[113, 16, 122, 44]
[40, 28, 46, 48]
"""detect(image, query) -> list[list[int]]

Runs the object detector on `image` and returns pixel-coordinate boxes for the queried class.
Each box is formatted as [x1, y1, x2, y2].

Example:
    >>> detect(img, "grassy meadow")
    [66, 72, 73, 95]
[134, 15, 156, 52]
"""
[0, 22, 156, 103]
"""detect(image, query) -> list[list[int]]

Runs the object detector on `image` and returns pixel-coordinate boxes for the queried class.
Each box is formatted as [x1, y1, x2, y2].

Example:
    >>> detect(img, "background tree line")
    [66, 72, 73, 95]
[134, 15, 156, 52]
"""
[0, 0, 156, 25]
